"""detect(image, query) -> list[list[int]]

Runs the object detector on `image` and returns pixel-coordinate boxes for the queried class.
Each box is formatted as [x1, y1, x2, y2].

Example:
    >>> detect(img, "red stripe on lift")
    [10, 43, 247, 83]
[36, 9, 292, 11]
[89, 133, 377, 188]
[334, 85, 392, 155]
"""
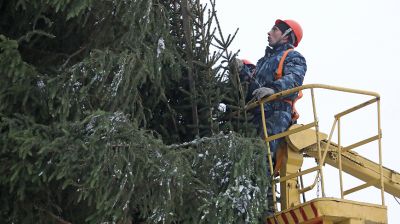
[289, 210, 299, 223]
[310, 202, 318, 217]
[299, 206, 308, 221]
[281, 212, 289, 224]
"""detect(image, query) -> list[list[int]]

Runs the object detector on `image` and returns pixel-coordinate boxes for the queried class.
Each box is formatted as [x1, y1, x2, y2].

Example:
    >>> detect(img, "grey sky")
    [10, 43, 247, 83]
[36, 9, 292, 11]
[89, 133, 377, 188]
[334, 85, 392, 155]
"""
[213, 0, 400, 222]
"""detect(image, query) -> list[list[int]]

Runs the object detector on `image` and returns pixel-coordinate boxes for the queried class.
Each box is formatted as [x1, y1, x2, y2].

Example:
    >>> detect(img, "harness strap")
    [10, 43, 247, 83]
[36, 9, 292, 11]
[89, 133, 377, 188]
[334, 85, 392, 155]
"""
[283, 91, 303, 121]
[273, 49, 301, 176]
[275, 49, 294, 80]
[274, 48, 302, 122]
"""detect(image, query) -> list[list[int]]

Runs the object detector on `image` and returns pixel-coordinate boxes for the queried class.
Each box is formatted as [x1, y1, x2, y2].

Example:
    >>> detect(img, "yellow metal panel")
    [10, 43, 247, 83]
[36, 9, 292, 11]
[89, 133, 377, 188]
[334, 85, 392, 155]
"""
[286, 124, 328, 152]
[313, 198, 386, 223]
[337, 219, 363, 224]
[280, 144, 303, 210]
[265, 198, 387, 224]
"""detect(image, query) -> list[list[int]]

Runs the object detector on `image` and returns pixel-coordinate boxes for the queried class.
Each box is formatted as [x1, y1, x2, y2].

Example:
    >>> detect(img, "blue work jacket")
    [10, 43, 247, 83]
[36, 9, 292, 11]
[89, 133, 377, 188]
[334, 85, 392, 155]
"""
[246, 43, 307, 114]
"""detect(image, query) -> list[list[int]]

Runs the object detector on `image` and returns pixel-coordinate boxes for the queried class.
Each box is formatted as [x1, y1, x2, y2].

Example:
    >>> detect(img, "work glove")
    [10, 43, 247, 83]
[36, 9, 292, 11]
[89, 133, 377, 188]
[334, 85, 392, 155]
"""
[252, 87, 275, 100]
[235, 58, 244, 71]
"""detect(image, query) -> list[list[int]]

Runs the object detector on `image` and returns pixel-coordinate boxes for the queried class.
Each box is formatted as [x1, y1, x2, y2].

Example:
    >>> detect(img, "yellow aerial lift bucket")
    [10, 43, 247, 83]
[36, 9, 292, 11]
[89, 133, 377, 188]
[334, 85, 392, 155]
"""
[243, 84, 400, 224]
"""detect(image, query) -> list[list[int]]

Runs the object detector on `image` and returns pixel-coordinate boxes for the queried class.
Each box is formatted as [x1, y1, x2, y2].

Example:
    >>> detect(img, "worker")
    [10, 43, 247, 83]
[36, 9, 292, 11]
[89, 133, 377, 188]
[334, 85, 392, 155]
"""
[240, 19, 306, 156]
[238, 59, 256, 82]
[237, 19, 307, 213]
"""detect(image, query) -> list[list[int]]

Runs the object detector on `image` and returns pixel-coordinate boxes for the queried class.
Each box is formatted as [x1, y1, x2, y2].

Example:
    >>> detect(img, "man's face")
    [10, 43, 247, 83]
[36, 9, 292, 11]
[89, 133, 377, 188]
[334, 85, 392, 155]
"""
[268, 25, 283, 47]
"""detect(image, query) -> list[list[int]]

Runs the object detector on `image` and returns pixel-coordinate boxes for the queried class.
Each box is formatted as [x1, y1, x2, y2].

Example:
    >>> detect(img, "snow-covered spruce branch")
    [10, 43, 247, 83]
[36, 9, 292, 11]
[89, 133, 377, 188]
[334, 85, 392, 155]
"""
[167, 132, 235, 149]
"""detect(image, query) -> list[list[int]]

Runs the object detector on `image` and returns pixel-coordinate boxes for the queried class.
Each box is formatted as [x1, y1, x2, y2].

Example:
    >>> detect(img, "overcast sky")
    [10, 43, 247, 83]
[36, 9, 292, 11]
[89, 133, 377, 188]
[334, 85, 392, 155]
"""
[212, 0, 400, 222]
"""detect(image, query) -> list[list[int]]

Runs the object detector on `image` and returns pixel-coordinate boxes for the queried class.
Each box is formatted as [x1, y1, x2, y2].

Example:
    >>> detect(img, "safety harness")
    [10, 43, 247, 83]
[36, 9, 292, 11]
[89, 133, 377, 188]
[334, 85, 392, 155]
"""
[274, 48, 303, 123]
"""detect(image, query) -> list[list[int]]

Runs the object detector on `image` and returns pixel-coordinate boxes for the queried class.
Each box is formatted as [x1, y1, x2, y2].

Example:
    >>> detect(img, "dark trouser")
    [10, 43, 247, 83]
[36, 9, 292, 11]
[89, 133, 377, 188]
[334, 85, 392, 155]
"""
[254, 106, 292, 159]
[253, 103, 292, 212]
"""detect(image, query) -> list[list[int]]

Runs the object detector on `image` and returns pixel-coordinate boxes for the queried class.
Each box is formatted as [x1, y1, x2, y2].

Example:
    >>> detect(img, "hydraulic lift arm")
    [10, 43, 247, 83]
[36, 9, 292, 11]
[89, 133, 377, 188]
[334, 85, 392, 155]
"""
[280, 124, 400, 210]
[305, 140, 400, 198]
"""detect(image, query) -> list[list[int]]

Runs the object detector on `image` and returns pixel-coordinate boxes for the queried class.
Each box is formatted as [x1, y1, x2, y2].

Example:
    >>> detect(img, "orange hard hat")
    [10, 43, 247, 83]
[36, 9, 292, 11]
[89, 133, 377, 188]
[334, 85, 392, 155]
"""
[275, 19, 303, 47]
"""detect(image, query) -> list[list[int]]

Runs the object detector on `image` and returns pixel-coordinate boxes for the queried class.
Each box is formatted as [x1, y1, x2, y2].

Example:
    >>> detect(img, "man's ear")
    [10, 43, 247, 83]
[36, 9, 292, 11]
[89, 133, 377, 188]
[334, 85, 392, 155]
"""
[281, 35, 290, 43]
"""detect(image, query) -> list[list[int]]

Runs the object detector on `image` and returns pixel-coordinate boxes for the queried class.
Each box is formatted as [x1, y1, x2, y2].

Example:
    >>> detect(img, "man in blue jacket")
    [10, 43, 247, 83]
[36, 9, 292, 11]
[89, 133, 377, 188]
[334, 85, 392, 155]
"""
[241, 19, 307, 159]
[238, 19, 307, 213]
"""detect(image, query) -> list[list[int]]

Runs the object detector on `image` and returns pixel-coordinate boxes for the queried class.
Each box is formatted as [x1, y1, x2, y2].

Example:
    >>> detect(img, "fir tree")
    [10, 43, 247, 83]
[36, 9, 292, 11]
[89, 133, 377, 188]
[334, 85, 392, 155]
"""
[1, 0, 269, 223]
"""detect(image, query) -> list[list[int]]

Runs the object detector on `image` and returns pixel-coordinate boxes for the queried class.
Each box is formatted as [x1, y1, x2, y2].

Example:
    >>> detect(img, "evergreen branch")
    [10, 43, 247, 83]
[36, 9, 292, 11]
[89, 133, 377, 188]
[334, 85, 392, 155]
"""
[61, 46, 87, 69]
[17, 30, 56, 44]
[46, 211, 72, 224]
[167, 133, 232, 149]
[109, 133, 238, 151]
[35, 205, 72, 224]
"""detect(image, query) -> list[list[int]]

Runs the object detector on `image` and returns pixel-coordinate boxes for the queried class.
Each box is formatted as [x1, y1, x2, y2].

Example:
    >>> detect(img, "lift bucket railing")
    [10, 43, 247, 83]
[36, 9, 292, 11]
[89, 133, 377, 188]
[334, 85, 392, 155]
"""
[245, 84, 384, 211]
